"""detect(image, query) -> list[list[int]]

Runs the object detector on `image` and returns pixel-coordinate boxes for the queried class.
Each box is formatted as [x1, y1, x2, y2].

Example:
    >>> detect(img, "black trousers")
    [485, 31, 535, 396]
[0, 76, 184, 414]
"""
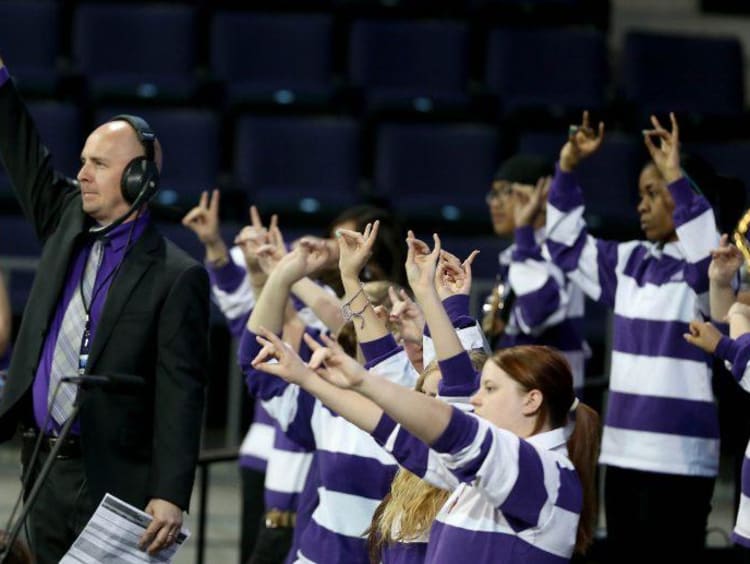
[240, 467, 266, 564]
[604, 465, 715, 564]
[247, 518, 294, 564]
[20, 441, 98, 564]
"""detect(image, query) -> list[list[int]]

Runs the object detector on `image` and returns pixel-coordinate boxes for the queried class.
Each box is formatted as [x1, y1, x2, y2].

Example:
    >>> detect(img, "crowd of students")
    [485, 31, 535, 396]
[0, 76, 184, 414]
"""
[181, 111, 750, 564]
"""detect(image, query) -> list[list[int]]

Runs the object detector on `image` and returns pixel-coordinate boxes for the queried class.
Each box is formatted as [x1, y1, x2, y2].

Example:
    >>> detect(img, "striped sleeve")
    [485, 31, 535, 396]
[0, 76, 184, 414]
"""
[670, 178, 719, 315]
[239, 328, 317, 450]
[422, 294, 489, 369]
[238, 404, 275, 471]
[437, 351, 480, 410]
[371, 414, 459, 491]
[509, 226, 572, 334]
[430, 408, 578, 528]
[715, 334, 750, 393]
[361, 334, 420, 389]
[546, 164, 620, 308]
[209, 246, 256, 338]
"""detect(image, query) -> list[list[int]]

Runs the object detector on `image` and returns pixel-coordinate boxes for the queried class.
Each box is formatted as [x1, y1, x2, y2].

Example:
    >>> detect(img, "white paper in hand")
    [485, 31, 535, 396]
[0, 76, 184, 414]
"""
[60, 493, 190, 563]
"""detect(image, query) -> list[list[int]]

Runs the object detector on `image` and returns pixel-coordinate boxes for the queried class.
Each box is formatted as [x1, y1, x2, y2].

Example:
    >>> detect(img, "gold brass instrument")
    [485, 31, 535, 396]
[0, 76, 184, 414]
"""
[481, 276, 506, 338]
[734, 208, 750, 267]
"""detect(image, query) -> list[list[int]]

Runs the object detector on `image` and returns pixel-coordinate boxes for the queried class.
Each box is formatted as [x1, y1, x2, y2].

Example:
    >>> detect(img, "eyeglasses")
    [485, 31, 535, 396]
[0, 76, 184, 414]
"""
[485, 181, 513, 204]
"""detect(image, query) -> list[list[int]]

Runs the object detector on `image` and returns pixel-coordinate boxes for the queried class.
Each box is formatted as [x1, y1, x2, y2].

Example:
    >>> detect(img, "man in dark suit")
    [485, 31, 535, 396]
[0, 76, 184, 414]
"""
[0, 56, 209, 563]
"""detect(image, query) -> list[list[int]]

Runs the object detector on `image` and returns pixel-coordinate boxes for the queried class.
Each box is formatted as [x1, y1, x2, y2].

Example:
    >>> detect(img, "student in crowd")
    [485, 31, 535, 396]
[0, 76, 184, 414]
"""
[239, 221, 417, 563]
[684, 234, 750, 561]
[483, 155, 587, 391]
[183, 191, 315, 564]
[251, 230, 601, 563]
[545, 111, 720, 563]
[364, 237, 485, 563]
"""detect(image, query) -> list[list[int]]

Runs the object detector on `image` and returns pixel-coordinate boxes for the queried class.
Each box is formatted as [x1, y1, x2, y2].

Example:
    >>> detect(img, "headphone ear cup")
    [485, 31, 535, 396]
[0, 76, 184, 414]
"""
[121, 157, 160, 204]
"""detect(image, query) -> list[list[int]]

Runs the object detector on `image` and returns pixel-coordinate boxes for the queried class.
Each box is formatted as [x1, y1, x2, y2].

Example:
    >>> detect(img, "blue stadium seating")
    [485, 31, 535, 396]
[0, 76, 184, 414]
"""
[0, 0, 60, 95]
[348, 19, 470, 113]
[373, 121, 500, 221]
[211, 11, 336, 107]
[623, 31, 744, 119]
[233, 115, 362, 215]
[485, 28, 607, 117]
[73, 3, 198, 101]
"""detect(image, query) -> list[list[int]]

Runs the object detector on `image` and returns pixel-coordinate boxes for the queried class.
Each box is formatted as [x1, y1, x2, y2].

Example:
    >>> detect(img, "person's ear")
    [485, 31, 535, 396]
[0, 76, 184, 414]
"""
[522, 389, 543, 416]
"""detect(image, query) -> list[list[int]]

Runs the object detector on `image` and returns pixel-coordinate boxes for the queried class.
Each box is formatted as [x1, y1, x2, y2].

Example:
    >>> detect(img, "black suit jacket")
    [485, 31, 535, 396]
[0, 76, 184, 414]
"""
[0, 77, 210, 511]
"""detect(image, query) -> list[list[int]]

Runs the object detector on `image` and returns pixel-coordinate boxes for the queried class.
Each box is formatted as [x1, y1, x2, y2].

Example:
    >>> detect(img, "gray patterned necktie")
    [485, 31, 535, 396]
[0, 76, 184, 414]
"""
[48, 239, 103, 425]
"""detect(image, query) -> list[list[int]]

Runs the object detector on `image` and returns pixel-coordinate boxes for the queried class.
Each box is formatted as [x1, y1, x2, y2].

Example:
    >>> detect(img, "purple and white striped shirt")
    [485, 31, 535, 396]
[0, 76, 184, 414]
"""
[546, 164, 719, 476]
[496, 226, 587, 392]
[714, 333, 750, 546]
[240, 330, 417, 564]
[207, 253, 314, 514]
[372, 402, 581, 563]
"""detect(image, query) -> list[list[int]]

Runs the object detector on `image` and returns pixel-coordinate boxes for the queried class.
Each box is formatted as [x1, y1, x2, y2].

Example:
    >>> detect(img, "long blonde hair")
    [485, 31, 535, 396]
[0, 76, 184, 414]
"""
[368, 351, 487, 563]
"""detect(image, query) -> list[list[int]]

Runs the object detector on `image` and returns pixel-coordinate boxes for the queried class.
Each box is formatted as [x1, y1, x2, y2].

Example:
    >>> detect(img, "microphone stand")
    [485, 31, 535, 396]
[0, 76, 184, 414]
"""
[0, 398, 82, 564]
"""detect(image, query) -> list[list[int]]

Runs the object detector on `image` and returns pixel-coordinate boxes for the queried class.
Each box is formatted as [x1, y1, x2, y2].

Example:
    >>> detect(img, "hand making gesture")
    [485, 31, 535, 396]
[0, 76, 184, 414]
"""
[272, 239, 331, 287]
[435, 249, 479, 300]
[336, 221, 380, 281]
[255, 217, 287, 275]
[233, 205, 272, 273]
[683, 320, 723, 354]
[305, 332, 370, 390]
[182, 189, 221, 246]
[642, 112, 682, 184]
[252, 327, 314, 386]
[388, 286, 425, 346]
[709, 234, 743, 288]
[513, 176, 550, 228]
[405, 230, 441, 298]
[559, 110, 605, 172]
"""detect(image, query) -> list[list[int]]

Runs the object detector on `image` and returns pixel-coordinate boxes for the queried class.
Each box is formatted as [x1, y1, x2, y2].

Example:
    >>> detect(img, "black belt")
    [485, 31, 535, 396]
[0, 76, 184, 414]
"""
[22, 428, 82, 460]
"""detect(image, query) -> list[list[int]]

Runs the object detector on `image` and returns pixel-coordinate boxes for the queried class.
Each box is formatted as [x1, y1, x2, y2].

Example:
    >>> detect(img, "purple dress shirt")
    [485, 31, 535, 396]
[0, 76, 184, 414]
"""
[32, 212, 150, 433]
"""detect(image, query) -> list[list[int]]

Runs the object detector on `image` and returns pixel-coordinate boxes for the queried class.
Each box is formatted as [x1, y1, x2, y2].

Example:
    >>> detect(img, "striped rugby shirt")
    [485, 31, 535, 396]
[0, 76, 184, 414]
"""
[546, 164, 720, 476]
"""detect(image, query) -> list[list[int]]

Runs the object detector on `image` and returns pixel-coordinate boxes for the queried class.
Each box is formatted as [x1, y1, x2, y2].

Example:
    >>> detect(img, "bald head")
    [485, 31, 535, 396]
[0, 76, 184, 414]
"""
[100, 119, 163, 172]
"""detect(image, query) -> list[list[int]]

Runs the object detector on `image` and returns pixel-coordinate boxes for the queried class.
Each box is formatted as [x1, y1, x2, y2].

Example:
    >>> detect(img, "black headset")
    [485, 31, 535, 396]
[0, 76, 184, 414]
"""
[110, 113, 160, 205]
[90, 114, 160, 235]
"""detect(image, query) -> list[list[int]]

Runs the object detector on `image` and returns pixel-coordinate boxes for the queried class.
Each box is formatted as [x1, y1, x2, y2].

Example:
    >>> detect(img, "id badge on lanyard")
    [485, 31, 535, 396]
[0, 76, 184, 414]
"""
[78, 313, 92, 375]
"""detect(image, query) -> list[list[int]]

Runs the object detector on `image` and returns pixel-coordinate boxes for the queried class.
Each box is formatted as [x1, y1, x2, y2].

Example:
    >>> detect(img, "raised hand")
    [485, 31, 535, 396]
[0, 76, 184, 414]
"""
[182, 189, 221, 245]
[405, 231, 441, 297]
[294, 235, 339, 271]
[388, 285, 425, 346]
[435, 249, 479, 300]
[296, 238, 334, 277]
[274, 239, 331, 285]
[709, 234, 743, 287]
[304, 332, 369, 390]
[233, 205, 270, 272]
[255, 216, 289, 275]
[252, 327, 314, 385]
[337, 221, 380, 280]
[642, 112, 682, 183]
[513, 176, 550, 227]
[683, 320, 722, 354]
[559, 111, 605, 172]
